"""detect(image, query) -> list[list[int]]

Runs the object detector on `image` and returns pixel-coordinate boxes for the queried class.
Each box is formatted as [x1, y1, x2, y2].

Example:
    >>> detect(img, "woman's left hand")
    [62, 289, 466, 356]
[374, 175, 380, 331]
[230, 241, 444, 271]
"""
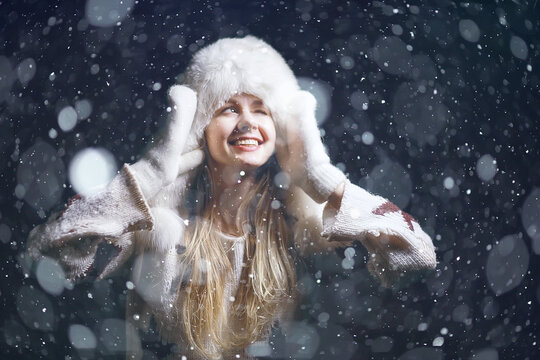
[131, 85, 203, 200]
[276, 90, 347, 203]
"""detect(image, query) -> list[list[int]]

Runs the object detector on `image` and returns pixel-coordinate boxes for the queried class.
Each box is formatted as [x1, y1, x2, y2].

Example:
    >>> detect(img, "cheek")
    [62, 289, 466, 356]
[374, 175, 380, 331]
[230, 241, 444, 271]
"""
[264, 122, 277, 151]
[205, 123, 226, 159]
[267, 135, 276, 153]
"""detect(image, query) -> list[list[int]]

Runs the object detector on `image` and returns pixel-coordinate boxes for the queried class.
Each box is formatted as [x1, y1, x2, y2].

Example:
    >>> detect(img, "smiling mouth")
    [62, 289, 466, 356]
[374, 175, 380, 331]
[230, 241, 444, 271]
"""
[229, 139, 260, 146]
[228, 138, 263, 152]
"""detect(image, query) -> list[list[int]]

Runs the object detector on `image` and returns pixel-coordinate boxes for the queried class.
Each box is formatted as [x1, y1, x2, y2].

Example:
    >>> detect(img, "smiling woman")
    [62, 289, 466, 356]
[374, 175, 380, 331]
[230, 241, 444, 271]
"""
[206, 94, 276, 171]
[26, 36, 436, 360]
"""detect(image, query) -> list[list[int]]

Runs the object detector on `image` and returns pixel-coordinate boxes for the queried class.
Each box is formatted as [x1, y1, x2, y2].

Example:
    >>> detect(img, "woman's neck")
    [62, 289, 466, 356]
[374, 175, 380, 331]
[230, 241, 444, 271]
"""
[210, 164, 257, 236]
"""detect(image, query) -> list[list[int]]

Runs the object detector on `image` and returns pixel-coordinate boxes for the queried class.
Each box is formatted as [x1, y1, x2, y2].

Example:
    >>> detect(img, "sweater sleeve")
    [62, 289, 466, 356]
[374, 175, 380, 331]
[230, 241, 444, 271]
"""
[321, 181, 436, 287]
[26, 163, 154, 280]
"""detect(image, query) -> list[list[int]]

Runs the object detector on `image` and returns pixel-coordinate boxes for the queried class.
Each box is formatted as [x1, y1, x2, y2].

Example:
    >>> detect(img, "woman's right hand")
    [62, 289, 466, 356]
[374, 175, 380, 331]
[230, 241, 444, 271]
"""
[131, 85, 204, 200]
[276, 90, 346, 204]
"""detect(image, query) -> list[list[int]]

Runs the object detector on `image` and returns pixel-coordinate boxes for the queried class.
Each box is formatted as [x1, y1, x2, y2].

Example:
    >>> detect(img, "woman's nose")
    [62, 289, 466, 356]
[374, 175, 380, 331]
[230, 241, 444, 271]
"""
[237, 111, 258, 133]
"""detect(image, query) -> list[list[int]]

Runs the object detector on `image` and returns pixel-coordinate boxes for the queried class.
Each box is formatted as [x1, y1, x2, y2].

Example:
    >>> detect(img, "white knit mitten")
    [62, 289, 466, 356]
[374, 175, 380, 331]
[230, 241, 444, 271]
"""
[321, 184, 437, 286]
[277, 91, 346, 203]
[131, 85, 204, 200]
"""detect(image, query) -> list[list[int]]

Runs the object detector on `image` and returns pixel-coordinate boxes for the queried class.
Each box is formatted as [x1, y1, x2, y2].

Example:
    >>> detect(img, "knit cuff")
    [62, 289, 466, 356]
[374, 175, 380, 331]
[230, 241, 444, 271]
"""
[121, 164, 155, 231]
[28, 164, 154, 257]
[61, 164, 154, 237]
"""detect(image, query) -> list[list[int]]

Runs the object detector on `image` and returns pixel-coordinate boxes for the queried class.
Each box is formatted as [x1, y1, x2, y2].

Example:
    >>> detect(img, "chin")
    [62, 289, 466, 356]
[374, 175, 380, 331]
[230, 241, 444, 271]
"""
[234, 158, 268, 170]
[232, 151, 273, 168]
[209, 144, 275, 172]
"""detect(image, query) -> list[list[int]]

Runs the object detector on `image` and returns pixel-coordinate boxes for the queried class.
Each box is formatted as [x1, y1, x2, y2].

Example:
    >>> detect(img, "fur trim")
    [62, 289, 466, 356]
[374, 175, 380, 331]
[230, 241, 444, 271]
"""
[135, 207, 185, 253]
[182, 35, 300, 152]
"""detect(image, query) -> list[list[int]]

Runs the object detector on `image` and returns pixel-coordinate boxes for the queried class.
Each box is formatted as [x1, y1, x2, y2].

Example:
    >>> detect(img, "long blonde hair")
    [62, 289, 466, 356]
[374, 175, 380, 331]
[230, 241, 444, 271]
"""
[177, 155, 296, 358]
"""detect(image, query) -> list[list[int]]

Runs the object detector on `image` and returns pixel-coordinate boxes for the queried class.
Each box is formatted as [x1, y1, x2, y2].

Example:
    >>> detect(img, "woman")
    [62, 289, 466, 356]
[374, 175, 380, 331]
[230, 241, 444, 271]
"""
[27, 36, 436, 359]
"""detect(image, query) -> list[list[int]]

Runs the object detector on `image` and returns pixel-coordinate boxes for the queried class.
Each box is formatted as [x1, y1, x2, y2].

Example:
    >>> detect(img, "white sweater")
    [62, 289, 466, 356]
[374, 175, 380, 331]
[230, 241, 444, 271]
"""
[26, 163, 436, 359]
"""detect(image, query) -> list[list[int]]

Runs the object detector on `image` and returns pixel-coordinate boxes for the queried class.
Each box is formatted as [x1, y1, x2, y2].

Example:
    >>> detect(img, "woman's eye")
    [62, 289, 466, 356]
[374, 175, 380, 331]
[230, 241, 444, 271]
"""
[255, 109, 268, 115]
[222, 107, 237, 114]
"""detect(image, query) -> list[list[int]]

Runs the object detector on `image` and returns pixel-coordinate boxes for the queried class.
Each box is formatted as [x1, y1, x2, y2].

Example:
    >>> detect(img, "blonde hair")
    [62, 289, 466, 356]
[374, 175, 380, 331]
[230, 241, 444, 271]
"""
[177, 156, 296, 358]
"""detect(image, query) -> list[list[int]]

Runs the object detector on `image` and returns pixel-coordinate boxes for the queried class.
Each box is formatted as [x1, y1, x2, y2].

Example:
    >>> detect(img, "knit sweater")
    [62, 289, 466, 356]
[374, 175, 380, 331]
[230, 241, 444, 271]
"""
[26, 163, 436, 359]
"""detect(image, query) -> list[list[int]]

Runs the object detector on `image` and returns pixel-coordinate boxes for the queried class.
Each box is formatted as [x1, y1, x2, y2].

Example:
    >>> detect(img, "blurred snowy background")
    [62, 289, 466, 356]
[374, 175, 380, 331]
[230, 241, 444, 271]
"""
[1, 0, 539, 359]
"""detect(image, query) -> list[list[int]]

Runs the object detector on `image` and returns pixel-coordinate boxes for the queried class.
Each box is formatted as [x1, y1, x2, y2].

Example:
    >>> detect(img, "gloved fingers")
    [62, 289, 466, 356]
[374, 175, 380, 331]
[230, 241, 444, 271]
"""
[293, 92, 326, 151]
[276, 90, 319, 176]
[279, 91, 319, 153]
[135, 85, 197, 193]
[177, 149, 204, 176]
[163, 85, 197, 156]
[286, 90, 317, 117]
[149, 149, 204, 206]
[281, 91, 325, 162]
[277, 89, 344, 203]
[282, 91, 315, 144]
[274, 113, 289, 146]
[275, 125, 302, 178]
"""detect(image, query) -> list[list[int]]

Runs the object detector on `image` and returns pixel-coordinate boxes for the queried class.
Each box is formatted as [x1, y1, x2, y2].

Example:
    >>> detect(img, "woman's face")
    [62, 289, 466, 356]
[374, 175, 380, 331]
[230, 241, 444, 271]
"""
[205, 93, 276, 171]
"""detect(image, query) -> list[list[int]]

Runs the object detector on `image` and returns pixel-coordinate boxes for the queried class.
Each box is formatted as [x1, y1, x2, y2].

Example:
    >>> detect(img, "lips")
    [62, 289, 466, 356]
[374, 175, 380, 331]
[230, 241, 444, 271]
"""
[232, 139, 259, 146]
[228, 136, 263, 145]
[228, 136, 263, 151]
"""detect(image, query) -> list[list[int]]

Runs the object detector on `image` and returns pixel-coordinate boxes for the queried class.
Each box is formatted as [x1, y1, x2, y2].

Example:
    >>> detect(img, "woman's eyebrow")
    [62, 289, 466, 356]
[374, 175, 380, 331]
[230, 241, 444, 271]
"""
[223, 100, 238, 107]
[215, 100, 239, 113]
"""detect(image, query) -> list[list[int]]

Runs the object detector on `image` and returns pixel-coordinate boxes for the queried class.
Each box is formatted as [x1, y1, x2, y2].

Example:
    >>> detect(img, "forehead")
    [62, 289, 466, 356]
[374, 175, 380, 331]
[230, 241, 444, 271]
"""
[225, 93, 266, 106]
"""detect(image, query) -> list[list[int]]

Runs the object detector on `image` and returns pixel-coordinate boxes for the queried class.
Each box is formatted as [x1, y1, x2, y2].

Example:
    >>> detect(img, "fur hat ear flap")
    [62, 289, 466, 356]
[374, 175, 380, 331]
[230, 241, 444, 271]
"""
[181, 36, 300, 152]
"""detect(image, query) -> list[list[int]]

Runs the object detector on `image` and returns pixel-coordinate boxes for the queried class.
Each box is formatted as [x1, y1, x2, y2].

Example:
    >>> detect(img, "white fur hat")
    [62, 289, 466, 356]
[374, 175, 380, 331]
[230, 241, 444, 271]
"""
[182, 35, 300, 152]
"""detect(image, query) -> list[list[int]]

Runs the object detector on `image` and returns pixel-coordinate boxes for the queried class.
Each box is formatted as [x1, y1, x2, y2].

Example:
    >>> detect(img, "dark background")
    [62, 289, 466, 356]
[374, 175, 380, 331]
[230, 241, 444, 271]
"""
[1, 0, 539, 359]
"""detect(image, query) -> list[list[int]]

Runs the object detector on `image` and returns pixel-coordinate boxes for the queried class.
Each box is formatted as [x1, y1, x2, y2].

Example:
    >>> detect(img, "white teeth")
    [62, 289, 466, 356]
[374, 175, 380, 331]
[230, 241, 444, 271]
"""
[233, 139, 259, 146]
